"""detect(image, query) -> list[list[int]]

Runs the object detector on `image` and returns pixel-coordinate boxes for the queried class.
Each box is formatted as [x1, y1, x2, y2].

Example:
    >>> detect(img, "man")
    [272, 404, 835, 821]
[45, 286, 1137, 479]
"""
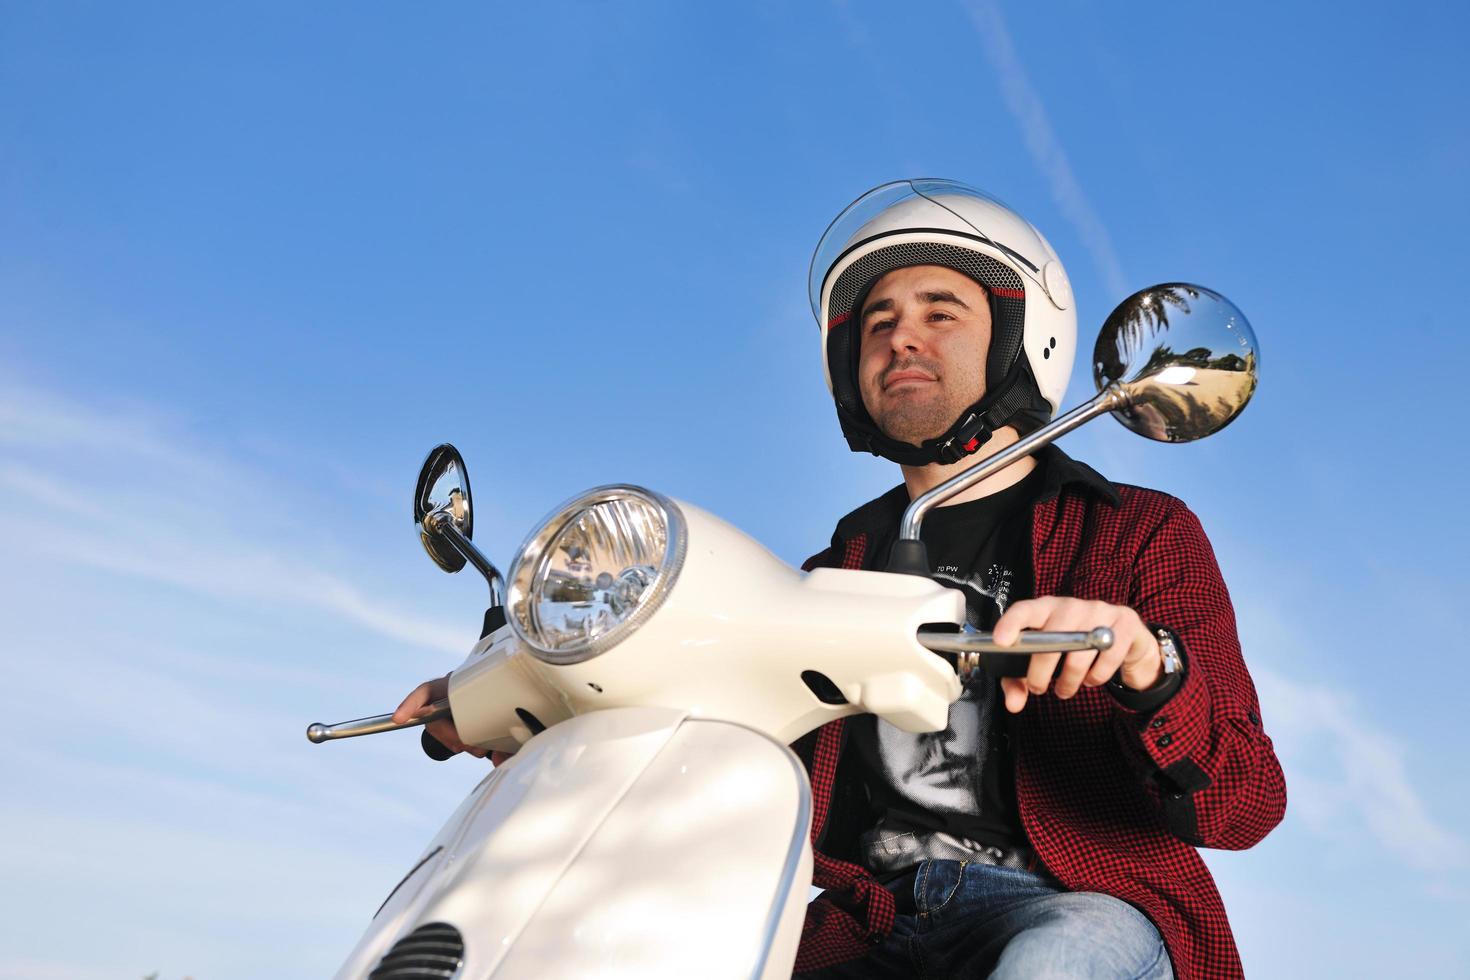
[395, 178, 1284, 978]
[790, 179, 1284, 979]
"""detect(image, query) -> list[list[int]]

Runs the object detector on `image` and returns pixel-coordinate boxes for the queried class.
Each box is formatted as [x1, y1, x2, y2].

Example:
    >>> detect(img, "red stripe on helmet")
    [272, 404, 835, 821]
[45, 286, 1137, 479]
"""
[988, 286, 1025, 299]
[826, 311, 851, 331]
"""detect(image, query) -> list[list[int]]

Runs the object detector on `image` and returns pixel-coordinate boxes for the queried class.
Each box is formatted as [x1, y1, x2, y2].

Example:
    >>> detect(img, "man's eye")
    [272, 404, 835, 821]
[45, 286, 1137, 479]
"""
[869, 319, 896, 334]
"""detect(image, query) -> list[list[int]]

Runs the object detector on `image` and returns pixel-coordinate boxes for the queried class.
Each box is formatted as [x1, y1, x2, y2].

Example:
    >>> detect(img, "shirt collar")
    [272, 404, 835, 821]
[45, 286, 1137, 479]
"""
[1034, 444, 1120, 506]
[833, 444, 1120, 542]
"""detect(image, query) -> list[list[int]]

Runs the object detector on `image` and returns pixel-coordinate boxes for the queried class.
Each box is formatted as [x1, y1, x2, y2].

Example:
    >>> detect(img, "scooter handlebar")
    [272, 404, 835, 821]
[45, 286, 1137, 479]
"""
[306, 700, 451, 744]
[917, 627, 1114, 656]
[918, 627, 1114, 680]
[305, 631, 1112, 744]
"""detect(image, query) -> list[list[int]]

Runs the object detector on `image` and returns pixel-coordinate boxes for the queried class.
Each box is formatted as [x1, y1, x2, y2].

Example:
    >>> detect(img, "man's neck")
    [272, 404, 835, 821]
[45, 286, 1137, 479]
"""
[898, 426, 1037, 505]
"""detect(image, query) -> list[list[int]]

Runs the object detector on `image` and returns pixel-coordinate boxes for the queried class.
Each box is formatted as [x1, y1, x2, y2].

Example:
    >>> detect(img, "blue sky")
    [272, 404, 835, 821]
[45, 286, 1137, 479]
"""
[2, 1, 1467, 977]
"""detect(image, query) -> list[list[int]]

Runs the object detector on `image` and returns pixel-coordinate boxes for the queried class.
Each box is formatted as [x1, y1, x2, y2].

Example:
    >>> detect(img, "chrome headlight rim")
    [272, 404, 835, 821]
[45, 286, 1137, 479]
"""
[506, 484, 688, 665]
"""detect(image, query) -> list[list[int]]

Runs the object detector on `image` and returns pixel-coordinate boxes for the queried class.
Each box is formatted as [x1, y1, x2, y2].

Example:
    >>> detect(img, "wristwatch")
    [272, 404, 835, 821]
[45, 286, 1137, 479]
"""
[1155, 626, 1183, 677]
[1107, 626, 1184, 709]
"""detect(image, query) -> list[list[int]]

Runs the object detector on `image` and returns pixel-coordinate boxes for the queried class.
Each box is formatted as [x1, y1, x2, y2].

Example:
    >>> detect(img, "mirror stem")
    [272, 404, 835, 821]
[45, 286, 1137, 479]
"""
[887, 384, 1129, 574]
[427, 511, 507, 607]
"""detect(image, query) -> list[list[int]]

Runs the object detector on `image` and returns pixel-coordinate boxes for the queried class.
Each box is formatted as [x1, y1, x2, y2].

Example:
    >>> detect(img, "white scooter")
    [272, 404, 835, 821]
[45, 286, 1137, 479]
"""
[308, 284, 1258, 980]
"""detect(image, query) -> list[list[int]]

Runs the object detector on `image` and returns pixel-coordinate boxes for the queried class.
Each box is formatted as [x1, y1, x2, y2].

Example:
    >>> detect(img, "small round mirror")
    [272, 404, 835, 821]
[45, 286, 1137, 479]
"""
[414, 443, 474, 573]
[1094, 284, 1259, 443]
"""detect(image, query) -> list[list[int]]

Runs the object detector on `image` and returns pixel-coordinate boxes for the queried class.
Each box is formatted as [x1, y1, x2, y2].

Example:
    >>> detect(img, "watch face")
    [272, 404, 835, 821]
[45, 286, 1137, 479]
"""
[1156, 630, 1181, 673]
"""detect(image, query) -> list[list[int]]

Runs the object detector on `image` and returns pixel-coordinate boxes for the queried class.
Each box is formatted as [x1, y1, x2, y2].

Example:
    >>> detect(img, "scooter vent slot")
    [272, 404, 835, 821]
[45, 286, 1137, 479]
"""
[801, 670, 848, 705]
[368, 921, 464, 979]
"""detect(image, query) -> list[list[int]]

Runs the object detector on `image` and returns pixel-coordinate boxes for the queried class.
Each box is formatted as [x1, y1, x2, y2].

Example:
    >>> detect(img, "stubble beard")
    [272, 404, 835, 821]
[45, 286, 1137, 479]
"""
[873, 395, 960, 447]
[866, 357, 980, 448]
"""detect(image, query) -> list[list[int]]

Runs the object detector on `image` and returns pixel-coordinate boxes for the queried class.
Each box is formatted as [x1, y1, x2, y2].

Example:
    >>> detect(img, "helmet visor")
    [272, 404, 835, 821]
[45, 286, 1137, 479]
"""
[807, 178, 1048, 324]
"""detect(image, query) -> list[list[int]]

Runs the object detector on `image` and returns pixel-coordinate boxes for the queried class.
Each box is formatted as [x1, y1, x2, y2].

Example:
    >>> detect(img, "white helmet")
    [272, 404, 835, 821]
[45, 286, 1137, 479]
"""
[808, 179, 1076, 465]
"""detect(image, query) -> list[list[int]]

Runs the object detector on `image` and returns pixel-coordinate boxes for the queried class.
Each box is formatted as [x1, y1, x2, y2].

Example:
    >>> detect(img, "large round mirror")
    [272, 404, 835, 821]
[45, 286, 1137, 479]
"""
[1094, 284, 1259, 443]
[414, 443, 473, 573]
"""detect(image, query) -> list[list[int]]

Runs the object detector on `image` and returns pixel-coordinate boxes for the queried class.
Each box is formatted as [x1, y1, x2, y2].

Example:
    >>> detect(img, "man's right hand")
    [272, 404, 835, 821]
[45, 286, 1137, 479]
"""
[392, 675, 510, 764]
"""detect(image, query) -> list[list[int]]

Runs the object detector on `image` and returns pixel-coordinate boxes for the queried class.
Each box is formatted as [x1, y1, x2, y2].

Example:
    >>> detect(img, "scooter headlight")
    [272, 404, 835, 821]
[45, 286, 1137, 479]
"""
[507, 486, 687, 664]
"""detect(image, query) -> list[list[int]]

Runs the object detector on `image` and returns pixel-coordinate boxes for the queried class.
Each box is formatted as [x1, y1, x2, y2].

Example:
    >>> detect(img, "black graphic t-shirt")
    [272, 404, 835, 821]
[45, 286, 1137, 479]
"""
[846, 464, 1044, 874]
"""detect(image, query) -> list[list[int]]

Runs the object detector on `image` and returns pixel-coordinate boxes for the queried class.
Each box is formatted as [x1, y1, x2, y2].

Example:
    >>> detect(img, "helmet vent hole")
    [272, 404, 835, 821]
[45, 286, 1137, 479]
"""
[1043, 348, 1051, 359]
[1049, 336, 1057, 349]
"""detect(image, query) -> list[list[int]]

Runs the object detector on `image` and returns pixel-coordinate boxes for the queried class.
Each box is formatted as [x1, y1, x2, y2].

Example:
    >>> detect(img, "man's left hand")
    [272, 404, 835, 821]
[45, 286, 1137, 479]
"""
[992, 597, 1162, 714]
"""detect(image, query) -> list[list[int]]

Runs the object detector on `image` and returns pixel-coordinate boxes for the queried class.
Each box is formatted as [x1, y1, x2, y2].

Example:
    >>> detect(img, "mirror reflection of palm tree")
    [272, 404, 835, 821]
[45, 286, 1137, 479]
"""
[1134, 343, 1248, 378]
[1096, 285, 1203, 382]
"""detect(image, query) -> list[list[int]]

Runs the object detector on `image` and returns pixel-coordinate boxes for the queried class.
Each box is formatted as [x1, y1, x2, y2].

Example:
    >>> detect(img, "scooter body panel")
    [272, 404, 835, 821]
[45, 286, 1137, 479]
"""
[449, 500, 966, 751]
[335, 706, 813, 979]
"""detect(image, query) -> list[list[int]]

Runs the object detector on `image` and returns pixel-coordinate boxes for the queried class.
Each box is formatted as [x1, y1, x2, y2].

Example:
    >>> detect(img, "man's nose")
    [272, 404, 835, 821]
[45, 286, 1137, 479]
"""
[887, 311, 927, 353]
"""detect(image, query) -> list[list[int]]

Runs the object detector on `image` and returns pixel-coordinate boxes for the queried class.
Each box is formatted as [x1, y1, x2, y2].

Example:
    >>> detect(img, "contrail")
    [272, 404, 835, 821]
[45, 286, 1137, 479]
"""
[962, 0, 1130, 300]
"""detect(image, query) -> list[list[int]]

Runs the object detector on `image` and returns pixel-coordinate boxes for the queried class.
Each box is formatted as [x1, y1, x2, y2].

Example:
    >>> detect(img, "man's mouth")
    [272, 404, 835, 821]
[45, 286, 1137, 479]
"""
[883, 369, 937, 391]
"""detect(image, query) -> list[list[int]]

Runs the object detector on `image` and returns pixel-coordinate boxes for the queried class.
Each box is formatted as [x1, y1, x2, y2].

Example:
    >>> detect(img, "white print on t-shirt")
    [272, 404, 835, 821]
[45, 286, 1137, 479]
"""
[934, 563, 1013, 630]
[873, 563, 1013, 814]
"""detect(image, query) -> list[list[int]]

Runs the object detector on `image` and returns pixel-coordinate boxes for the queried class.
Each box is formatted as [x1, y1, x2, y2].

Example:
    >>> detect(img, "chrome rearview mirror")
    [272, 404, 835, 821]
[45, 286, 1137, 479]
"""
[1094, 284, 1258, 443]
[414, 443, 505, 605]
[887, 283, 1259, 574]
[415, 444, 474, 572]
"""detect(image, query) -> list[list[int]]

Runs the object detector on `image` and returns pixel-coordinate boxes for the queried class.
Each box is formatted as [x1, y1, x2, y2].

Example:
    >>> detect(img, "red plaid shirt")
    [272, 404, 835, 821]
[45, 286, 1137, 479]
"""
[791, 451, 1285, 980]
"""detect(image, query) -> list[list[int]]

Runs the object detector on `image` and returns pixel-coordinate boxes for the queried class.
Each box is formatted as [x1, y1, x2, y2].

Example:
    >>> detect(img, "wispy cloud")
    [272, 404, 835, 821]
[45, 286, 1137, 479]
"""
[0, 383, 466, 656]
[1051, 439, 1465, 872]
[0, 378, 479, 826]
[1254, 665, 1467, 872]
[4, 508, 468, 655]
[0, 381, 233, 481]
[0, 961, 121, 980]
[962, 0, 1130, 299]
[0, 377, 487, 980]
[1216, 584, 1469, 878]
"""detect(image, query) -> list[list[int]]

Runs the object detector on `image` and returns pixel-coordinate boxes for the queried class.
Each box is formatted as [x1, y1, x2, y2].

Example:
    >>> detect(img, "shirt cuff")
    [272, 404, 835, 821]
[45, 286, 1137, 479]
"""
[1105, 625, 1186, 714]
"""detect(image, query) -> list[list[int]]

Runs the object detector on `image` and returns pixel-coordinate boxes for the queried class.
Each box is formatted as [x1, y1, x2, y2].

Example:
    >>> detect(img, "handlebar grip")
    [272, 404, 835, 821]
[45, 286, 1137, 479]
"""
[980, 652, 1067, 678]
[421, 729, 455, 762]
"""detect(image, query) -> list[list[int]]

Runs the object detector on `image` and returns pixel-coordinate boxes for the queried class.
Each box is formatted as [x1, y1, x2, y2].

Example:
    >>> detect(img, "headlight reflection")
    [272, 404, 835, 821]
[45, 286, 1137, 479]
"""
[508, 487, 686, 664]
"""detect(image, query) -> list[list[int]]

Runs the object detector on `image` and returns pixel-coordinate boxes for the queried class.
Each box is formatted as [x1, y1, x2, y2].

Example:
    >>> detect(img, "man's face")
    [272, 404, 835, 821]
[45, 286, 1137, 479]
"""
[857, 265, 991, 447]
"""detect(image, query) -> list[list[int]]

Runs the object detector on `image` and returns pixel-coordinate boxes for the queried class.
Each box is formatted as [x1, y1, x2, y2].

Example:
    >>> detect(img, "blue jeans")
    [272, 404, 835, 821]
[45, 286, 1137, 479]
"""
[796, 860, 1172, 979]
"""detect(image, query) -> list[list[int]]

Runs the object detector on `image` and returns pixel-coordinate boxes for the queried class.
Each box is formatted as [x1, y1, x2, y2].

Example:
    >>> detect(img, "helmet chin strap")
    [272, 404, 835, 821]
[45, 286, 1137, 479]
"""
[840, 355, 1049, 467]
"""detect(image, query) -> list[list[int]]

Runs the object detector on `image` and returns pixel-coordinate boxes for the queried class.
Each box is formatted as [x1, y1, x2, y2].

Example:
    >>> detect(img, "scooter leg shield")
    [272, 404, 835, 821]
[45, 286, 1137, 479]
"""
[495, 716, 813, 979]
[338, 707, 812, 980]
